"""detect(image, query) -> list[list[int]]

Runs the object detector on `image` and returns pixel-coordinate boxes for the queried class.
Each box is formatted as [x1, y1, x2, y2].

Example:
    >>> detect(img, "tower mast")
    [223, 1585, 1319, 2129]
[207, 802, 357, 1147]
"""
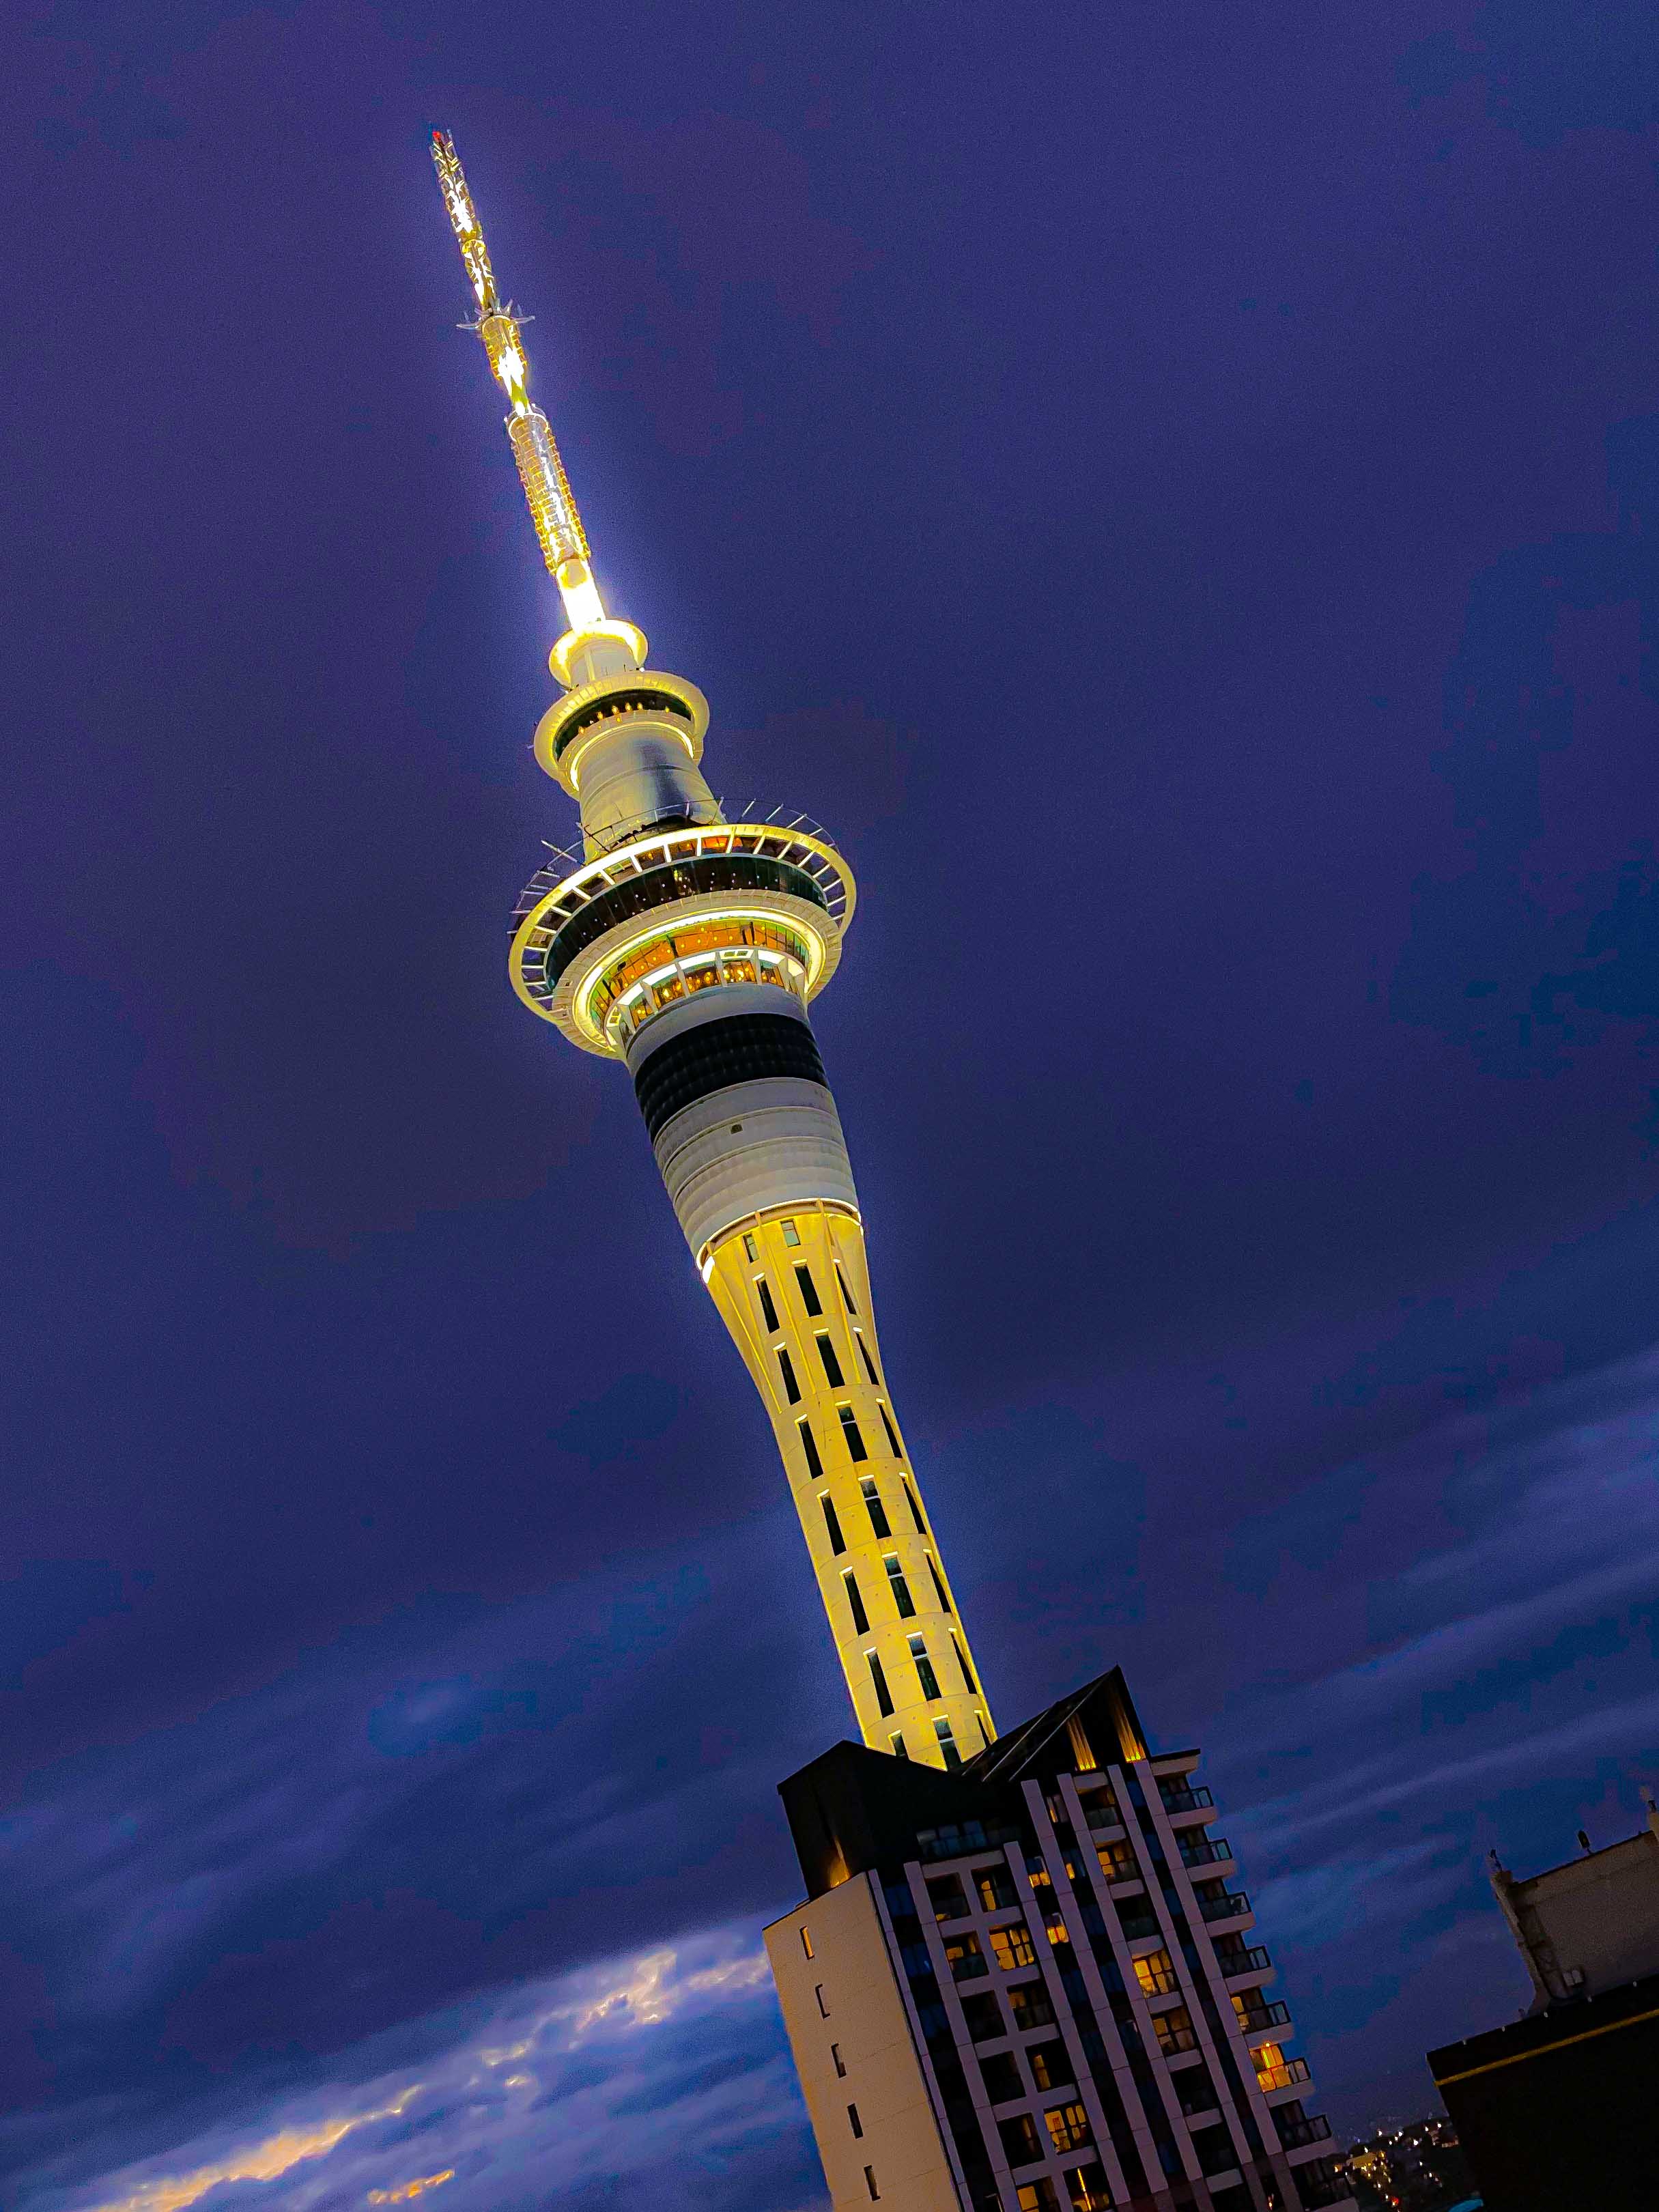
[431, 132, 993, 1769]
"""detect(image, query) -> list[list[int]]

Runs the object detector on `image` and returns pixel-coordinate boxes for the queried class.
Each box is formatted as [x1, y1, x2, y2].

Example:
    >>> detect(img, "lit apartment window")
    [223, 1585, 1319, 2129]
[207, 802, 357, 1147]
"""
[843, 1570, 869, 1634]
[860, 1477, 892, 1537]
[1044, 2103, 1093, 2155]
[798, 1419, 824, 1479]
[778, 1347, 801, 1404]
[822, 1494, 847, 1555]
[1154, 2005, 1197, 2056]
[1027, 2041, 1073, 2092]
[883, 1554, 917, 1617]
[1017, 2184, 1060, 2212]
[801, 1927, 814, 1958]
[848, 2103, 863, 2138]
[864, 2166, 879, 2202]
[832, 2043, 846, 2077]
[1133, 1948, 1178, 1997]
[868, 1650, 894, 1718]
[1099, 1840, 1138, 1883]
[950, 1632, 977, 1691]
[934, 1715, 963, 1769]
[836, 1263, 858, 1313]
[838, 1405, 869, 1462]
[943, 1930, 987, 1980]
[909, 1633, 942, 1701]
[988, 1920, 1036, 1970]
[816, 1334, 845, 1387]
[878, 1403, 902, 1456]
[795, 1264, 823, 1316]
[924, 1553, 952, 1613]
[1066, 2168, 1111, 2212]
[782, 1218, 801, 1247]
[889, 1731, 909, 1758]
[903, 1478, 926, 1533]
[756, 1277, 780, 1333]
[742, 1233, 757, 1262]
[976, 1864, 1017, 1912]
[1008, 1983, 1055, 2033]
[854, 1331, 879, 1384]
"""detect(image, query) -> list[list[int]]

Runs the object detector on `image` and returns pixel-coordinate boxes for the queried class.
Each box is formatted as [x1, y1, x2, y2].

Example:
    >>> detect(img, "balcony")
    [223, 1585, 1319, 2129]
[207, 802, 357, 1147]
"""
[1218, 1945, 1271, 1978]
[1158, 1785, 1213, 1815]
[1199, 1891, 1251, 1921]
[1154, 2024, 1200, 2057]
[1256, 2057, 1311, 2093]
[1179, 1837, 1233, 1869]
[1234, 2000, 1290, 2034]
[1277, 2114, 1333, 2151]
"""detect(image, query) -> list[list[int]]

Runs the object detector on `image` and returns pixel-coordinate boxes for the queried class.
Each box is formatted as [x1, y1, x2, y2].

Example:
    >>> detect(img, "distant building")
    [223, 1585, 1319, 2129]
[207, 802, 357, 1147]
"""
[1427, 1796, 1659, 2211]
[767, 1668, 1356, 2212]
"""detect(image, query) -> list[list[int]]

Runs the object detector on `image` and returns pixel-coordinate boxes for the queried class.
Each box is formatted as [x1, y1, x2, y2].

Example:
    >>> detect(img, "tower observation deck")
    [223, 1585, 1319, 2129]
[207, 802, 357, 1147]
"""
[432, 133, 992, 1770]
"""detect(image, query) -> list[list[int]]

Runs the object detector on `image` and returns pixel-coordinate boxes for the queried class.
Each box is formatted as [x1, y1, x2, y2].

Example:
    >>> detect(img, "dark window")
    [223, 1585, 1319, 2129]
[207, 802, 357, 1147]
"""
[822, 1495, 847, 1554]
[756, 1277, 780, 1332]
[795, 1264, 823, 1316]
[815, 1984, 828, 2017]
[798, 1419, 823, 1479]
[816, 1334, 845, 1387]
[884, 1554, 917, 1617]
[909, 1634, 942, 1701]
[848, 2103, 863, 2139]
[975, 1864, 1017, 1912]
[832, 2043, 846, 2078]
[840, 1405, 869, 1462]
[943, 1930, 987, 1980]
[878, 1403, 902, 1456]
[778, 1347, 800, 1403]
[632, 1008, 827, 1136]
[843, 1571, 869, 1634]
[1027, 2042, 1073, 2091]
[924, 1552, 952, 1612]
[890, 1730, 909, 1758]
[1066, 2164, 1111, 2211]
[868, 1651, 894, 1717]
[935, 1716, 962, 1769]
[959, 1991, 1004, 2041]
[1008, 1983, 1055, 2032]
[836, 1263, 858, 1312]
[742, 1233, 757, 1262]
[903, 1477, 926, 1533]
[782, 1218, 801, 1247]
[855, 1331, 879, 1384]
[951, 1632, 977, 1692]
[860, 1477, 892, 1537]
[998, 2114, 1042, 2168]
[980, 2050, 1023, 2103]
[864, 2166, 879, 2202]
[926, 1873, 968, 1920]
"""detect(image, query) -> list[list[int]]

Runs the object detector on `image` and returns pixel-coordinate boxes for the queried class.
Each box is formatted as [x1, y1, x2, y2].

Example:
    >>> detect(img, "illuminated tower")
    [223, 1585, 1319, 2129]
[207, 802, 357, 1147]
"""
[431, 132, 991, 1772]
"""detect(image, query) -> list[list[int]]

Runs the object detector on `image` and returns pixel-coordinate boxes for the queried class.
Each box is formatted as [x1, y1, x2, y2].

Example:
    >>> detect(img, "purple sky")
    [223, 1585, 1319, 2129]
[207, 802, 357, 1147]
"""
[5, 1, 1659, 2205]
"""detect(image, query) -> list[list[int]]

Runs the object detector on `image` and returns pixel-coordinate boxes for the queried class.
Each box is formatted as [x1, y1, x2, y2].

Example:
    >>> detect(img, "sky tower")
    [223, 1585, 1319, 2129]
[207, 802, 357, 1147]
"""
[431, 132, 993, 1773]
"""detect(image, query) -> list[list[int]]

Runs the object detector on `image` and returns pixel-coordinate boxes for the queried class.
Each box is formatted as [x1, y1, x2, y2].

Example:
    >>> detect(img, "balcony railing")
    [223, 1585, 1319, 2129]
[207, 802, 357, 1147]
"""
[1218, 1946, 1271, 1977]
[1180, 1837, 1232, 1867]
[1155, 2024, 1200, 2056]
[1256, 2057, 1311, 2093]
[1200, 1891, 1251, 1920]
[1277, 2114, 1332, 2149]
[1159, 1785, 1213, 1813]
[1234, 2000, 1290, 2034]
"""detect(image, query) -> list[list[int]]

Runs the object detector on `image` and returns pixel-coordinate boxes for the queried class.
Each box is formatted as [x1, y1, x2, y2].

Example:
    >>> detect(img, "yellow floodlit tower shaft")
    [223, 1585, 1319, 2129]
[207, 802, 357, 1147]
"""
[432, 132, 993, 1770]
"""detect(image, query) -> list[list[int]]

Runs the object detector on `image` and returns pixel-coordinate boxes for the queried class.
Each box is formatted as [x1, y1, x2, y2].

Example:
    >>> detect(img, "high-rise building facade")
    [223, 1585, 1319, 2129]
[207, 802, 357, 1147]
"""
[431, 137, 1355, 2212]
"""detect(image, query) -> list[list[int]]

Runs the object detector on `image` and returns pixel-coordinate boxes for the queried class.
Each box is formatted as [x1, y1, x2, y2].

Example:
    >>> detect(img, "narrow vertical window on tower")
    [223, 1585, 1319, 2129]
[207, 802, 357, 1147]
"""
[836, 1264, 858, 1314]
[935, 1717, 963, 1770]
[798, 1419, 824, 1479]
[952, 1632, 978, 1692]
[843, 1570, 869, 1634]
[839, 1406, 868, 1462]
[889, 1731, 908, 1759]
[868, 1651, 894, 1717]
[903, 1478, 926, 1533]
[884, 1554, 917, 1618]
[816, 1335, 845, 1387]
[909, 1634, 942, 1701]
[855, 1331, 879, 1385]
[742, 1234, 758, 1262]
[756, 1278, 780, 1333]
[794, 1265, 823, 1316]
[779, 1348, 801, 1404]
[822, 1495, 847, 1555]
[924, 1553, 952, 1613]
[860, 1477, 891, 1537]
[782, 1219, 801, 1247]
[878, 1404, 902, 1456]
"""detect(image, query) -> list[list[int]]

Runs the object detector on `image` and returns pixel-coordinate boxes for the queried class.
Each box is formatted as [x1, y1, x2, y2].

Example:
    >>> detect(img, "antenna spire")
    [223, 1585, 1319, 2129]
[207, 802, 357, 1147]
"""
[431, 130, 621, 651]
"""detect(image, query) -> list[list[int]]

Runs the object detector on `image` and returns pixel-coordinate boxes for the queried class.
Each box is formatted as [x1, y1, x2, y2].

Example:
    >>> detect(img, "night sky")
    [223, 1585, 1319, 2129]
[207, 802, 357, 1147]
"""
[7, 1, 1659, 2205]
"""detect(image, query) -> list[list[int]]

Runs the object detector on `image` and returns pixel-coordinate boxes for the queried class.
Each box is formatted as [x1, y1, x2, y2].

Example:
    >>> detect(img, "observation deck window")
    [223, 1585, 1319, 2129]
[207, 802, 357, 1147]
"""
[868, 1650, 895, 1717]
[884, 1554, 917, 1619]
[822, 1495, 847, 1555]
[798, 1418, 823, 1480]
[795, 1264, 823, 1316]
[781, 1219, 801, 1247]
[756, 1278, 780, 1333]
[860, 1477, 891, 1537]
[816, 1335, 845, 1387]
[839, 1406, 868, 1462]
[844, 1570, 869, 1634]
[778, 1348, 801, 1404]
